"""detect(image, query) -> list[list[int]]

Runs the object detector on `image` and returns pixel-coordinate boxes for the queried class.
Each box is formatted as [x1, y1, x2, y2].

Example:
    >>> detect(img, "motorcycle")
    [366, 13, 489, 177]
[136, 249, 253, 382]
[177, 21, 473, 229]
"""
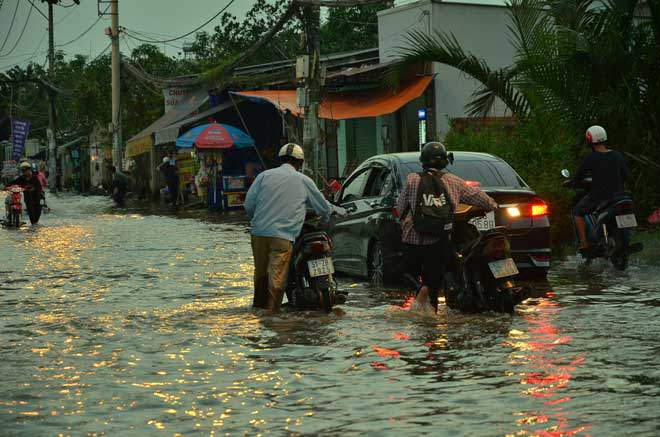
[2, 185, 25, 228]
[561, 169, 643, 270]
[442, 204, 531, 313]
[285, 216, 347, 312]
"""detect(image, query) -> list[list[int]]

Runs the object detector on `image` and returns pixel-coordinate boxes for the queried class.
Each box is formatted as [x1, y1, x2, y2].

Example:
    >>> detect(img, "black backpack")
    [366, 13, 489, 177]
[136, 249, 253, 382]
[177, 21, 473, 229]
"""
[412, 171, 454, 236]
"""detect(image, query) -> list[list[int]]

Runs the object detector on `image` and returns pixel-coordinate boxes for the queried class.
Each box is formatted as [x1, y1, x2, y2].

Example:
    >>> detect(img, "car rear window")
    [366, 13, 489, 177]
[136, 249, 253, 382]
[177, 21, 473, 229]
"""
[400, 159, 527, 188]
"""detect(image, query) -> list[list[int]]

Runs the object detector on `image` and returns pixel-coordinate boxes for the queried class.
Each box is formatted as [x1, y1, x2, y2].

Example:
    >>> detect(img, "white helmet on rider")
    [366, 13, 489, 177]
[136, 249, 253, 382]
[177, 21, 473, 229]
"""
[162, 156, 170, 163]
[585, 125, 607, 145]
[19, 161, 31, 170]
[278, 143, 305, 161]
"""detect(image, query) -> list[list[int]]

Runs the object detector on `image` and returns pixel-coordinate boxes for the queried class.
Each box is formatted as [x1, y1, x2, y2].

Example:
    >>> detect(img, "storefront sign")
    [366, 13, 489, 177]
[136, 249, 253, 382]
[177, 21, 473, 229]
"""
[163, 87, 191, 113]
[11, 118, 30, 161]
[125, 135, 153, 157]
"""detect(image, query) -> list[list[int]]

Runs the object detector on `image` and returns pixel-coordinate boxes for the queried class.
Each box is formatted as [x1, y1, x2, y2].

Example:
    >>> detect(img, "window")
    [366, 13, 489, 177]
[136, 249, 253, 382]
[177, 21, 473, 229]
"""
[340, 169, 371, 203]
[363, 167, 392, 198]
[400, 159, 524, 188]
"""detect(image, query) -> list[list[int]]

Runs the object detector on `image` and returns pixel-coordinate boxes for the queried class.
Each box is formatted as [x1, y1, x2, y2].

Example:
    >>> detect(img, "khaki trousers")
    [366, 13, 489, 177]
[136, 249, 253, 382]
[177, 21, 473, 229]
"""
[251, 235, 293, 312]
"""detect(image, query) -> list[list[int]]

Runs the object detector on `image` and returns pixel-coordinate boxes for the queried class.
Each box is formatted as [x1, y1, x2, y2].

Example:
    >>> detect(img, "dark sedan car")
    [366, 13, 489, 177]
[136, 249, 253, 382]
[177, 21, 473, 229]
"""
[326, 151, 550, 284]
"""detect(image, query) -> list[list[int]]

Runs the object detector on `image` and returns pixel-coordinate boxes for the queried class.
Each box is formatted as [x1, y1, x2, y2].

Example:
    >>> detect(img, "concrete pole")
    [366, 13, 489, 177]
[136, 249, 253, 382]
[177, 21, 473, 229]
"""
[46, 1, 58, 193]
[302, 4, 321, 185]
[110, 0, 122, 170]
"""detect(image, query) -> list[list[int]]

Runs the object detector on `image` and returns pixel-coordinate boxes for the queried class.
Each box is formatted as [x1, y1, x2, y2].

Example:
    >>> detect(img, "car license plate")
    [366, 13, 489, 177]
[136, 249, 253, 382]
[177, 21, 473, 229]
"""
[470, 211, 496, 231]
[308, 257, 335, 278]
[488, 258, 519, 279]
[615, 214, 637, 229]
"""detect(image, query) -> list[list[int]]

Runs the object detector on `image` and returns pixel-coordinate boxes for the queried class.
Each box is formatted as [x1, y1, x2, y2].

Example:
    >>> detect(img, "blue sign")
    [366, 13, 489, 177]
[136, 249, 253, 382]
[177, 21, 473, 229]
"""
[418, 108, 427, 120]
[11, 119, 30, 161]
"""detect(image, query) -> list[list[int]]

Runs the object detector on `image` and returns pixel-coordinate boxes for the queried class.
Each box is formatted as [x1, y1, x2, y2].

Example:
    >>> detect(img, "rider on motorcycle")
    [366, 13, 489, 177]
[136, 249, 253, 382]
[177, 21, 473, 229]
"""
[570, 126, 629, 257]
[5, 161, 44, 225]
[397, 142, 498, 313]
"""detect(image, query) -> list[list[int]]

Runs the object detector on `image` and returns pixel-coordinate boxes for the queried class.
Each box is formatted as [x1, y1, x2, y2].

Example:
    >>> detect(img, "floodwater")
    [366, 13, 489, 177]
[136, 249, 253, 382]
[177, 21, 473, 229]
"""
[1, 194, 659, 436]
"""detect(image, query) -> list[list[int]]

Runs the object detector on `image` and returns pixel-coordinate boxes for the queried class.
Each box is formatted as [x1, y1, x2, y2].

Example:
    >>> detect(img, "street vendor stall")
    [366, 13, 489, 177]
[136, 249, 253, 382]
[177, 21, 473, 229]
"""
[176, 122, 264, 210]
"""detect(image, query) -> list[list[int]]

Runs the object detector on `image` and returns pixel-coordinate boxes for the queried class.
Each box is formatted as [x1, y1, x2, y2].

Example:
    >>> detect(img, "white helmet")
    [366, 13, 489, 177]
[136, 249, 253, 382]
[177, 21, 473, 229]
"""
[586, 125, 607, 145]
[19, 161, 31, 170]
[278, 143, 305, 161]
[162, 156, 170, 163]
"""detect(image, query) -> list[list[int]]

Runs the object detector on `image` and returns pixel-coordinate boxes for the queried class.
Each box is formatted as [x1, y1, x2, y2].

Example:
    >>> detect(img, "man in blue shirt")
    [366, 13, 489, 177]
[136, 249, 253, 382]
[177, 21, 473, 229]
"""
[244, 143, 345, 314]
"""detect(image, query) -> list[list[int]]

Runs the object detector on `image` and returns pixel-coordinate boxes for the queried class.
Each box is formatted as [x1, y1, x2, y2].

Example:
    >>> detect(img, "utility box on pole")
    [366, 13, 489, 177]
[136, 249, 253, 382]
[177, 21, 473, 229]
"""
[296, 55, 310, 79]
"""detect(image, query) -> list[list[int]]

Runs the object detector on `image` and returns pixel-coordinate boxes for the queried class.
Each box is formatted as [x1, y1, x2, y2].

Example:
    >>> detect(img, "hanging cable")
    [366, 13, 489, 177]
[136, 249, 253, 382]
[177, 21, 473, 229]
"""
[0, 0, 21, 54]
[1, 0, 34, 57]
[56, 5, 110, 48]
[121, 0, 236, 44]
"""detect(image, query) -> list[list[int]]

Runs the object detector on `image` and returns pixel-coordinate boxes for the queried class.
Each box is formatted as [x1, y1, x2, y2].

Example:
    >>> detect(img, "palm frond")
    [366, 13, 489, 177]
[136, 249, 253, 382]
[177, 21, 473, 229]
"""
[387, 29, 530, 117]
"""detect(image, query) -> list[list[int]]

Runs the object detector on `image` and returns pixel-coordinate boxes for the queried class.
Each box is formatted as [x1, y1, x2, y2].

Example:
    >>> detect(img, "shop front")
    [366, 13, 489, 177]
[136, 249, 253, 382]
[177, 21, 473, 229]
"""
[175, 122, 265, 211]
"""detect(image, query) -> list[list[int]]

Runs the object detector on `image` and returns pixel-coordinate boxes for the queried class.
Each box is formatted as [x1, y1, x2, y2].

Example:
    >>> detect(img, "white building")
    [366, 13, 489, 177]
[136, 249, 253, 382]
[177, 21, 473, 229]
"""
[378, 0, 516, 138]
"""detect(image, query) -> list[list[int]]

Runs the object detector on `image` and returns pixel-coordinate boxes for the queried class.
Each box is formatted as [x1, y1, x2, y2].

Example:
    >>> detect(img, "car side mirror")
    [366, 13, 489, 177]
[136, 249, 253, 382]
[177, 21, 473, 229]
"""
[561, 169, 570, 178]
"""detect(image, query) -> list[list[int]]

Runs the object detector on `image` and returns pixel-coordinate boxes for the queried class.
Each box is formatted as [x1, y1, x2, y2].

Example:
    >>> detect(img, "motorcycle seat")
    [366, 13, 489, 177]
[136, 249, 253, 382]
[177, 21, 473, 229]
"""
[594, 191, 633, 213]
[301, 231, 328, 243]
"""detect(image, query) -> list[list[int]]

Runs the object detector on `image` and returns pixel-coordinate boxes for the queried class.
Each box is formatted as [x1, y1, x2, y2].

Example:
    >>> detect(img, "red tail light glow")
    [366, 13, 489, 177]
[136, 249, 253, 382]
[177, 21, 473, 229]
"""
[531, 201, 549, 217]
[615, 201, 633, 213]
[465, 180, 481, 187]
[308, 241, 328, 255]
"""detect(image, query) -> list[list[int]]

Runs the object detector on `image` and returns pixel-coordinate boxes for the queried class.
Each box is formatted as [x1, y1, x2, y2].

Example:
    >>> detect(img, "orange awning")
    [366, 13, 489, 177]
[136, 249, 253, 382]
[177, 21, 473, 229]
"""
[232, 75, 434, 120]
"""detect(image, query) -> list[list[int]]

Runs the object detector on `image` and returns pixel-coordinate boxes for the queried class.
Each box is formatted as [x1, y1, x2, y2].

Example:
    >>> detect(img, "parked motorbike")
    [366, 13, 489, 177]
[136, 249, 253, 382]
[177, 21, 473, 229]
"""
[442, 204, 531, 313]
[285, 216, 347, 312]
[561, 169, 643, 270]
[2, 185, 25, 228]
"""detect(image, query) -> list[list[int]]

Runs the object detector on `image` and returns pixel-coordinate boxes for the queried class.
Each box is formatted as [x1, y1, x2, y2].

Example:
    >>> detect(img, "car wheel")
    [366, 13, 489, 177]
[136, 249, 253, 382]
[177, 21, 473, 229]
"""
[368, 240, 384, 287]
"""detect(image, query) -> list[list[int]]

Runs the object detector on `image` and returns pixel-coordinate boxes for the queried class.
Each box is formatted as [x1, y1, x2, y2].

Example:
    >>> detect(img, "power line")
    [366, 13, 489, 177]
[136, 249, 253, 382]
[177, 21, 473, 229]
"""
[122, 0, 236, 44]
[1, 0, 34, 57]
[56, 5, 110, 48]
[0, 0, 21, 53]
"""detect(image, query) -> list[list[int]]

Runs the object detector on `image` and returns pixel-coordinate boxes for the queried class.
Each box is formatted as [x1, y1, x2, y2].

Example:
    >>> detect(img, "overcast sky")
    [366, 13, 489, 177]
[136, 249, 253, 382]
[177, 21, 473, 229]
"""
[0, 0, 498, 72]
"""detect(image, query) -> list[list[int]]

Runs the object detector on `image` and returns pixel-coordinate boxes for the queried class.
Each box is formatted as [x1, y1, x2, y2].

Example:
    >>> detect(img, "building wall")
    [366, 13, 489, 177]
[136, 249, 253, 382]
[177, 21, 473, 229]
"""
[378, 0, 516, 138]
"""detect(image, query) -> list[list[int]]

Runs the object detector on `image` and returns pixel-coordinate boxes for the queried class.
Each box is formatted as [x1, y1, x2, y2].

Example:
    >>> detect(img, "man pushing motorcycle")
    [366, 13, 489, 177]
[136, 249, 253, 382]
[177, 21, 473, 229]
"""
[570, 125, 629, 257]
[244, 143, 346, 315]
[397, 142, 498, 314]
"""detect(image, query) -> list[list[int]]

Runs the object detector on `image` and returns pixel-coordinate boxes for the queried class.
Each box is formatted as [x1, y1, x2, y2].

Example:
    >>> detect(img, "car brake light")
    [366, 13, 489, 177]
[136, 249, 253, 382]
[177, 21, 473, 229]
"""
[506, 207, 521, 217]
[531, 200, 548, 217]
[529, 197, 548, 217]
[465, 180, 480, 187]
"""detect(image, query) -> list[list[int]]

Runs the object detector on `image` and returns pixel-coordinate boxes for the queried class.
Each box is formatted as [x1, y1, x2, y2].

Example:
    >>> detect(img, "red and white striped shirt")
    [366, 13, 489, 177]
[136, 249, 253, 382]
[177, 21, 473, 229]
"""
[396, 170, 498, 245]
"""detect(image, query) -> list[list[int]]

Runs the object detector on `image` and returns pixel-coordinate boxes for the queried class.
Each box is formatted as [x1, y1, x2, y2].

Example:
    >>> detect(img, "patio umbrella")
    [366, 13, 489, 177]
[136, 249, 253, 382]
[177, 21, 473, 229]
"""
[175, 122, 254, 149]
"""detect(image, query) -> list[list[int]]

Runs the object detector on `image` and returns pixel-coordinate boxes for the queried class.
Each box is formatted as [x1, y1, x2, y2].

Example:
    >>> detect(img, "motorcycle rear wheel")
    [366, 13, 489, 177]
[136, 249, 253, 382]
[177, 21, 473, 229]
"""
[610, 230, 629, 271]
[10, 210, 20, 227]
[313, 283, 333, 312]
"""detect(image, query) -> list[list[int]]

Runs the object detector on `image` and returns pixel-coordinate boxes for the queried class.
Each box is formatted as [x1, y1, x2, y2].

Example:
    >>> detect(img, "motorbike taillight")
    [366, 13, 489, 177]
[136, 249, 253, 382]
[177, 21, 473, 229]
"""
[615, 201, 634, 213]
[307, 241, 329, 255]
[482, 238, 510, 259]
[11, 193, 22, 203]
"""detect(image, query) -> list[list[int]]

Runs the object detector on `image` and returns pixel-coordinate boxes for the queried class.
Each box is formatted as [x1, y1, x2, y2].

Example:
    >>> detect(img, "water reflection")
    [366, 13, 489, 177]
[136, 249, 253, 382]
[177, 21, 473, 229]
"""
[2, 195, 659, 435]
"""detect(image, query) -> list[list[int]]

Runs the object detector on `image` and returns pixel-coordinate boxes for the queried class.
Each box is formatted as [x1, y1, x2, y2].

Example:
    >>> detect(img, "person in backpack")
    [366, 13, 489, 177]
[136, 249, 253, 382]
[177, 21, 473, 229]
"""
[396, 142, 498, 313]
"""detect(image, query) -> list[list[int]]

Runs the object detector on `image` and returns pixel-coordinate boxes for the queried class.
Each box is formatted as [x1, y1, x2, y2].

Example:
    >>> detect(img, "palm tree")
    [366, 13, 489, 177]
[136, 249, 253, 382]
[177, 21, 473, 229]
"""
[389, 0, 660, 209]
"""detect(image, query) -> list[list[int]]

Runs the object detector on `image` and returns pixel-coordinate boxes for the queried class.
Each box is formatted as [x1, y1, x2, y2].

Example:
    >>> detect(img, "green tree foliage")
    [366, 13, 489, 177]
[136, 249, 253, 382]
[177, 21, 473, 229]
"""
[392, 0, 660, 214]
[320, 4, 388, 53]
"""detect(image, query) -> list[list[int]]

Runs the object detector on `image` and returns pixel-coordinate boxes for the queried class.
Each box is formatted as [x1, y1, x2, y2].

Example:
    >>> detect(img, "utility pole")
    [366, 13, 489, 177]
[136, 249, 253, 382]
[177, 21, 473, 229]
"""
[46, 0, 58, 192]
[110, 0, 122, 170]
[301, 4, 321, 185]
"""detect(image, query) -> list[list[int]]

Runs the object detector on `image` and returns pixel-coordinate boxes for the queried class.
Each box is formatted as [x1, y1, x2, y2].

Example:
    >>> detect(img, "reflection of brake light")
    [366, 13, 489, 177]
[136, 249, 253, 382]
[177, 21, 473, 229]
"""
[465, 180, 480, 187]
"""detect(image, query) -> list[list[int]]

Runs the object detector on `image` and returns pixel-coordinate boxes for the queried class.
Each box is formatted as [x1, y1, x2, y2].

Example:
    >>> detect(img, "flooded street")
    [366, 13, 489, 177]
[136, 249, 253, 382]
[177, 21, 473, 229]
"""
[1, 195, 659, 436]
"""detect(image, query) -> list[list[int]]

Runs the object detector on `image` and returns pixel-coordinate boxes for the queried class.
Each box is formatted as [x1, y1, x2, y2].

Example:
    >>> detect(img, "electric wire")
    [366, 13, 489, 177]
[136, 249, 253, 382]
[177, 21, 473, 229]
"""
[1, 0, 34, 57]
[0, 0, 21, 54]
[56, 5, 110, 48]
[121, 0, 236, 44]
